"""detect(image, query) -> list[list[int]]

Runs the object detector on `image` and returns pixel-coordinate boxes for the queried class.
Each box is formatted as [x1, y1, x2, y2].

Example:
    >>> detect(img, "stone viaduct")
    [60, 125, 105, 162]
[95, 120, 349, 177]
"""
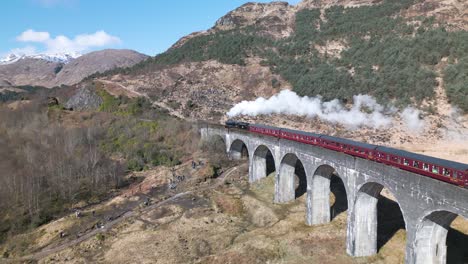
[200, 124, 468, 264]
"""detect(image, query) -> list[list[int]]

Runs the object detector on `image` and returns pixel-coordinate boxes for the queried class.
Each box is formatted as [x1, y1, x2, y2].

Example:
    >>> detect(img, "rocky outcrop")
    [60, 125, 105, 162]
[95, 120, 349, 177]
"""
[170, 1, 296, 49]
[0, 79, 12, 87]
[402, 0, 468, 31]
[297, 0, 467, 31]
[297, 0, 374, 9]
[214, 2, 295, 39]
[65, 86, 103, 111]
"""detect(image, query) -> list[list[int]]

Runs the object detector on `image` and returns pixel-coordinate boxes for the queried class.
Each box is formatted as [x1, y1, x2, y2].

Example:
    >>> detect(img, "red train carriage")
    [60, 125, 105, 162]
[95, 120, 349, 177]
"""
[279, 128, 322, 146]
[375, 146, 468, 187]
[229, 121, 468, 188]
[249, 124, 280, 137]
[318, 135, 377, 160]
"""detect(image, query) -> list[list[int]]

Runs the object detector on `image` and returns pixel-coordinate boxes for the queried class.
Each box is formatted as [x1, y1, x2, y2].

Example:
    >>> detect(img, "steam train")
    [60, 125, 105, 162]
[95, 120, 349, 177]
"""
[225, 120, 468, 188]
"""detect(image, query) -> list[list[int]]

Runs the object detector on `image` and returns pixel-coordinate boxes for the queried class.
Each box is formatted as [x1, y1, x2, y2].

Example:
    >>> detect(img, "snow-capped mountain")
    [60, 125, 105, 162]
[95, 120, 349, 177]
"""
[0, 49, 148, 87]
[0, 52, 81, 65]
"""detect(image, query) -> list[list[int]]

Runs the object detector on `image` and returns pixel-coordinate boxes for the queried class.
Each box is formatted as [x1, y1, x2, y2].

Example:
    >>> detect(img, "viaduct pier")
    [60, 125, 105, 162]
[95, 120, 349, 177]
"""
[200, 124, 468, 264]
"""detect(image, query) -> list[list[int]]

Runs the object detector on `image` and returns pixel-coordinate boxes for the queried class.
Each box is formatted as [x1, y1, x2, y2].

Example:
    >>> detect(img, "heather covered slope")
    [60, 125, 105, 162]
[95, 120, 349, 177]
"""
[98, 0, 468, 113]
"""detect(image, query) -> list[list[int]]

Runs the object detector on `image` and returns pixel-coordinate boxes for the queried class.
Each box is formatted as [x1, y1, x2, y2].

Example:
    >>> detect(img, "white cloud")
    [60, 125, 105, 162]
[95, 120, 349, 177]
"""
[7, 29, 121, 55]
[17, 29, 50, 42]
[75, 31, 121, 47]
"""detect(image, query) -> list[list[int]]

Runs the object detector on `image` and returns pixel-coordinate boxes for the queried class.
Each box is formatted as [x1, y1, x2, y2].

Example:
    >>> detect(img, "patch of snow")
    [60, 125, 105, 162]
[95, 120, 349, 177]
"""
[0, 52, 81, 65]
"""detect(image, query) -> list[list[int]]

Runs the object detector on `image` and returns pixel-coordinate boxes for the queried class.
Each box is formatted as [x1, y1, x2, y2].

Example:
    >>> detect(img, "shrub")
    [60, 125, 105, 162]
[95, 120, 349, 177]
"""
[96, 233, 105, 241]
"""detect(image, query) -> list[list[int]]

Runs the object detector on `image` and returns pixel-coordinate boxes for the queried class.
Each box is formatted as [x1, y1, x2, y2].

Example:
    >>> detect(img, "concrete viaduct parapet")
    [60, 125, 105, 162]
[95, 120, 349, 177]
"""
[200, 124, 468, 264]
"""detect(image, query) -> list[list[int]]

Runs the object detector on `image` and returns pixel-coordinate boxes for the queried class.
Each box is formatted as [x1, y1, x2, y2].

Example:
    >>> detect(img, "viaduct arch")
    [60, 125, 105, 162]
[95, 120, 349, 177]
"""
[200, 124, 468, 264]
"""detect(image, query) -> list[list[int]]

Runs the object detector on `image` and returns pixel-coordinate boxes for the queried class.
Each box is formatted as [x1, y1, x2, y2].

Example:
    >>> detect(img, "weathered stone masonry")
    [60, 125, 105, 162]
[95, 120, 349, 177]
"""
[200, 124, 468, 264]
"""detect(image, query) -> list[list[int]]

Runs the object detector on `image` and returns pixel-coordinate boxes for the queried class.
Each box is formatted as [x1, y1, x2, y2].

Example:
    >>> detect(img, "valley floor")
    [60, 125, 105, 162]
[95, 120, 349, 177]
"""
[3, 157, 466, 264]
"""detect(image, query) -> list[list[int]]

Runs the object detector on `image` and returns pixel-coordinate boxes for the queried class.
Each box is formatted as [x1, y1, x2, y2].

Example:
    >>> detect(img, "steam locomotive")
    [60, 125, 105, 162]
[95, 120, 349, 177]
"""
[225, 120, 468, 188]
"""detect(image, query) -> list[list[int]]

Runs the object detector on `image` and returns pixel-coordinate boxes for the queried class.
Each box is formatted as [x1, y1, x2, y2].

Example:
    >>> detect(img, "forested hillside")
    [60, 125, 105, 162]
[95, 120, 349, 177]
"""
[0, 87, 198, 243]
[102, 0, 467, 112]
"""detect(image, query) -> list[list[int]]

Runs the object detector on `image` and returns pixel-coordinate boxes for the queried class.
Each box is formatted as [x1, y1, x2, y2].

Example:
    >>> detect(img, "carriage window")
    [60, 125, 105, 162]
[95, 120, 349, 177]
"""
[413, 161, 419, 168]
[442, 168, 450, 177]
[423, 163, 429, 171]
[404, 159, 409, 166]
[432, 166, 439, 173]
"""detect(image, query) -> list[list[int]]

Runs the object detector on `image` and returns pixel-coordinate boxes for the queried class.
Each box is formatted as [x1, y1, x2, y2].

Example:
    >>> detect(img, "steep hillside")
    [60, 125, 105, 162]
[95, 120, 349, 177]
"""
[97, 59, 288, 121]
[97, 0, 467, 114]
[0, 49, 148, 88]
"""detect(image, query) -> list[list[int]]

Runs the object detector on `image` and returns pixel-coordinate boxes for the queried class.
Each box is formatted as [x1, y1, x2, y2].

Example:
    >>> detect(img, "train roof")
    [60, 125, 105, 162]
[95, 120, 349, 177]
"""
[280, 127, 322, 138]
[375, 146, 468, 171]
[319, 135, 378, 150]
[251, 123, 279, 130]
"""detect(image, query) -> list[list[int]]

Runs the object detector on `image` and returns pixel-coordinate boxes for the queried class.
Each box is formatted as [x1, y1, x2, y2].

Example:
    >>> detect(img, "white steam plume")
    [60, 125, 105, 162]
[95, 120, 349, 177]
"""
[227, 90, 425, 131]
[400, 107, 425, 133]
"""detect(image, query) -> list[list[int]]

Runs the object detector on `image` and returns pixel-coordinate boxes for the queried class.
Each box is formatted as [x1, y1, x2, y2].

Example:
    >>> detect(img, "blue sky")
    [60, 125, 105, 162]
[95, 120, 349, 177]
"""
[2, 0, 301, 57]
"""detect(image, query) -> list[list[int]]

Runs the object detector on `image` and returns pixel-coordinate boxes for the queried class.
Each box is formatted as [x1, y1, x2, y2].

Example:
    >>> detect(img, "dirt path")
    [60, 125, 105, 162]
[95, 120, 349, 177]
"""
[17, 165, 242, 262]
[97, 79, 145, 98]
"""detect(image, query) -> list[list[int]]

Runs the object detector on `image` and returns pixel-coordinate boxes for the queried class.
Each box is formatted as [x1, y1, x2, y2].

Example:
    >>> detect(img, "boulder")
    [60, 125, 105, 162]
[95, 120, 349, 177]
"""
[65, 86, 103, 111]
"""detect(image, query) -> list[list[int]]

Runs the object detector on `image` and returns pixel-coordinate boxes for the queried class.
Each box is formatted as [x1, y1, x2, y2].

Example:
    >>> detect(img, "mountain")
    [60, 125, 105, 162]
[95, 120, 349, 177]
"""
[54, 49, 148, 86]
[0, 52, 81, 65]
[94, 0, 468, 117]
[0, 49, 148, 88]
[0, 58, 63, 87]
